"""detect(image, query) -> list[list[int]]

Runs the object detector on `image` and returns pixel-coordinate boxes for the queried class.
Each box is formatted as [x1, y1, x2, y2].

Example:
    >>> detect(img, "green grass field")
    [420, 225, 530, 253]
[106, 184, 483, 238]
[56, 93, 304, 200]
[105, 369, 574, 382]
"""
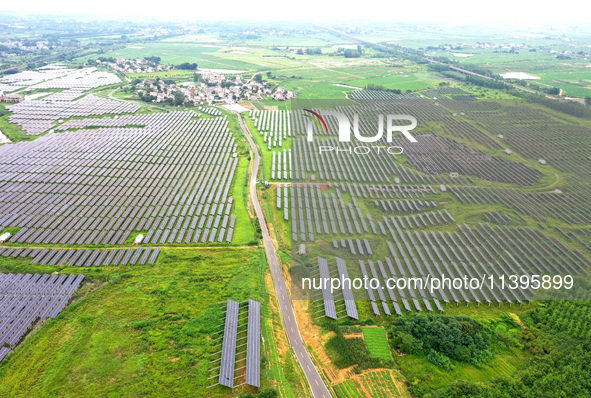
[0, 248, 266, 397]
[361, 327, 392, 362]
[77, 42, 263, 71]
[0, 105, 33, 143]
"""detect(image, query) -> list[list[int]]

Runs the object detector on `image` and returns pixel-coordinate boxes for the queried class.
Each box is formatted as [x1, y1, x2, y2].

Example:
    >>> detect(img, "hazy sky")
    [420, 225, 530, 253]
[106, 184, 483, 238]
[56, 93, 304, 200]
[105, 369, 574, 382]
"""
[0, 0, 587, 23]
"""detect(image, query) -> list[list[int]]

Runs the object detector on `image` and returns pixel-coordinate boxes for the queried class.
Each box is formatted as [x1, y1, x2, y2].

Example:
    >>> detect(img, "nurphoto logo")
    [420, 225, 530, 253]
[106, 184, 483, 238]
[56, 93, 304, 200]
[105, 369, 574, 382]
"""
[304, 109, 418, 143]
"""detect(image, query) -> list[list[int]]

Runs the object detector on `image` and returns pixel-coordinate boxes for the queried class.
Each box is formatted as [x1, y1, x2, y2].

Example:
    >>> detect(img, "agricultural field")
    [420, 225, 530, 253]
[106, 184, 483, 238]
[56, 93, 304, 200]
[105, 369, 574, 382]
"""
[425, 46, 591, 97]
[361, 327, 392, 362]
[75, 42, 263, 71]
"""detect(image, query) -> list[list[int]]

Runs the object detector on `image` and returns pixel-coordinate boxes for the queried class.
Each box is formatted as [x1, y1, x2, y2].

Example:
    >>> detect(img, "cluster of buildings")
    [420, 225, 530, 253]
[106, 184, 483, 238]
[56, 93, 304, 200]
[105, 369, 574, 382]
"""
[0, 40, 52, 57]
[136, 72, 295, 105]
[430, 42, 590, 58]
[240, 29, 288, 37]
[94, 58, 173, 74]
[432, 43, 534, 51]
[0, 91, 23, 103]
[137, 27, 181, 36]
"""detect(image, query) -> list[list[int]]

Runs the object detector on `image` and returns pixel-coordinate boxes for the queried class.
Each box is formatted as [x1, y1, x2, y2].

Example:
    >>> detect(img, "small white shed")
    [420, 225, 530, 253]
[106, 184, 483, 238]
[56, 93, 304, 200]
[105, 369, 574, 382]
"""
[0, 232, 12, 243]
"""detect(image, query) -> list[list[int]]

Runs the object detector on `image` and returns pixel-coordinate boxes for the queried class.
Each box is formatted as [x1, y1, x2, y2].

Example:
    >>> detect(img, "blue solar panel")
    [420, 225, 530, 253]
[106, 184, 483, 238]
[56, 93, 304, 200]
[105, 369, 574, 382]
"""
[318, 257, 337, 319]
[336, 257, 358, 320]
[219, 300, 239, 388]
[246, 299, 261, 388]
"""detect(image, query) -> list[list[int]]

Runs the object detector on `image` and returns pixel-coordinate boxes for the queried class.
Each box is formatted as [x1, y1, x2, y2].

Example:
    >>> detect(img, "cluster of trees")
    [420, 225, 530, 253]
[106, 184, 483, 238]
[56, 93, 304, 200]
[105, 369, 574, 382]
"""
[95, 56, 117, 63]
[429, 62, 591, 119]
[138, 93, 156, 103]
[389, 314, 493, 368]
[299, 48, 322, 55]
[427, 349, 454, 371]
[176, 62, 198, 70]
[171, 90, 186, 106]
[238, 388, 278, 398]
[463, 75, 508, 90]
[365, 84, 402, 94]
[528, 96, 591, 119]
[144, 56, 161, 63]
[343, 49, 361, 58]
[427, 63, 451, 72]
[295, 48, 323, 55]
[542, 86, 560, 95]
[221, 80, 236, 88]
[439, 71, 508, 90]
[428, 302, 591, 398]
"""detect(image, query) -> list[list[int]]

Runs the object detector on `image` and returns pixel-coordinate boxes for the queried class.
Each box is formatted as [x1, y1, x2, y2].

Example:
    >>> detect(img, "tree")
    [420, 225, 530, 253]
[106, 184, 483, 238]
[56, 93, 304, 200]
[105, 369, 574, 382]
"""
[545, 87, 560, 95]
[144, 56, 161, 63]
[177, 62, 198, 70]
[257, 388, 279, 398]
[253, 74, 263, 83]
[344, 49, 361, 58]
[389, 314, 493, 366]
[585, 97, 591, 105]
[427, 349, 454, 371]
[173, 90, 185, 106]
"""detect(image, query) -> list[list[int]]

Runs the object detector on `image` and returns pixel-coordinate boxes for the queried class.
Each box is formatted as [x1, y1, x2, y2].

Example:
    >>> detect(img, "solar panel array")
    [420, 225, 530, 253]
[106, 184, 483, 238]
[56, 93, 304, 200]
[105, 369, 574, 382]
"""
[0, 273, 85, 363]
[241, 92, 591, 316]
[200, 107, 222, 116]
[248, 110, 290, 149]
[7, 94, 140, 136]
[0, 66, 77, 90]
[295, 183, 589, 314]
[390, 133, 541, 186]
[312, 219, 590, 316]
[271, 149, 292, 180]
[0, 111, 240, 245]
[211, 299, 261, 389]
[0, 247, 160, 266]
[41, 90, 85, 102]
[450, 184, 591, 225]
[31, 69, 121, 90]
[1, 66, 129, 136]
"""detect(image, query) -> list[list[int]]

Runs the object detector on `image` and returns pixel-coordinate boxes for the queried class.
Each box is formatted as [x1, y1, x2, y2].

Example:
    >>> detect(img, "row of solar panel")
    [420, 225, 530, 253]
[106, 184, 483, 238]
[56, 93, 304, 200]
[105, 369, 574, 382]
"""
[0, 272, 85, 363]
[0, 247, 160, 267]
[217, 299, 261, 389]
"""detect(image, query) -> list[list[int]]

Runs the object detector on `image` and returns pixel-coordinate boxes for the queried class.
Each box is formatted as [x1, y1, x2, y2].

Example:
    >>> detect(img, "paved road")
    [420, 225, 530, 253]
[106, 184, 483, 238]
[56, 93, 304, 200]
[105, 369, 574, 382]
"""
[238, 116, 332, 398]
